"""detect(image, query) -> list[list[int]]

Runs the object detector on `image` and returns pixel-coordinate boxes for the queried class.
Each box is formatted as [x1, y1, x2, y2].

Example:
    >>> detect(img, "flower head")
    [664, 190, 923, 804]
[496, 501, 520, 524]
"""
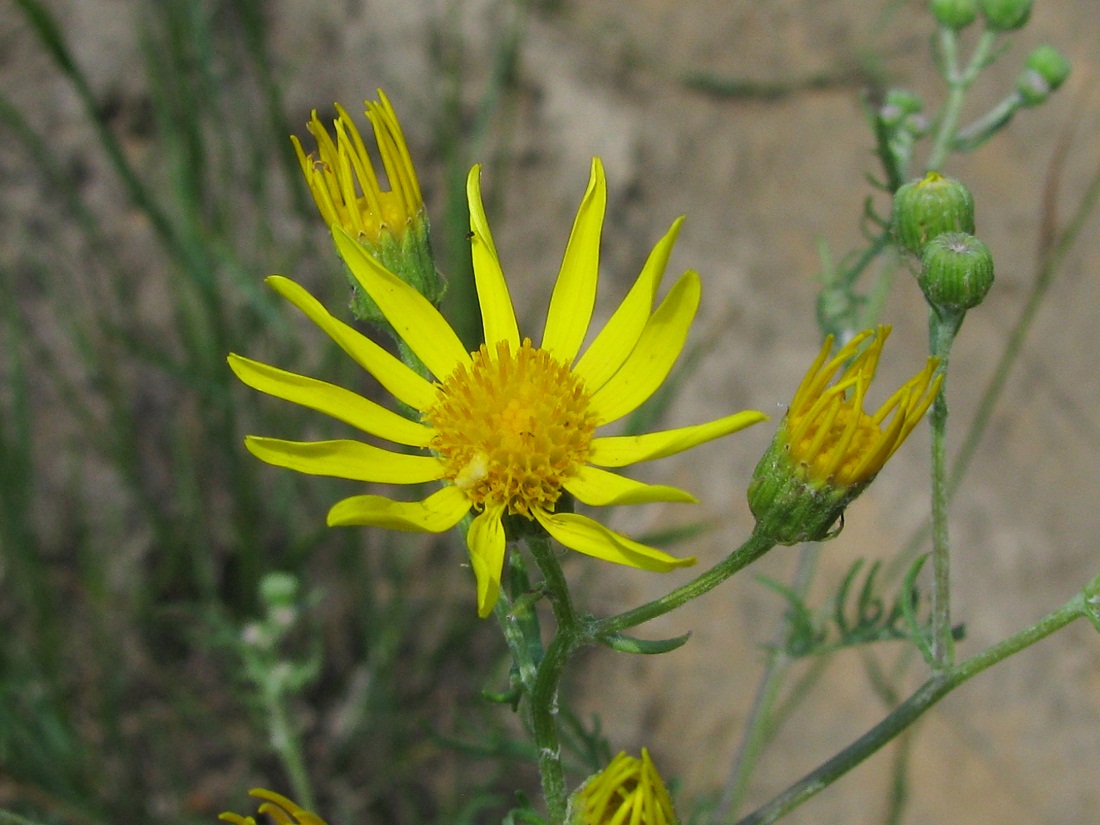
[570, 749, 678, 825]
[292, 90, 423, 244]
[748, 327, 941, 544]
[292, 91, 441, 321]
[220, 789, 328, 825]
[232, 158, 766, 616]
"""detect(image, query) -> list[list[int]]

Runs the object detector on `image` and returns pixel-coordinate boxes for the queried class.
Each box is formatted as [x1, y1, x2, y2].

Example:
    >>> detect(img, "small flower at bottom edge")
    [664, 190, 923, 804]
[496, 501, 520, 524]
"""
[569, 748, 679, 825]
[219, 788, 329, 825]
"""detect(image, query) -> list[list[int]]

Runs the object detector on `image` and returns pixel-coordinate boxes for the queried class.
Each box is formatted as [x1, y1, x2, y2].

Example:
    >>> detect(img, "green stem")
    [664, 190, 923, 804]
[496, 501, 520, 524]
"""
[263, 681, 316, 811]
[926, 29, 997, 172]
[717, 545, 819, 821]
[525, 535, 582, 824]
[735, 592, 1086, 825]
[493, 557, 542, 695]
[591, 528, 776, 637]
[530, 632, 572, 824]
[953, 93, 1022, 153]
[891, 154, 1100, 575]
[927, 307, 963, 671]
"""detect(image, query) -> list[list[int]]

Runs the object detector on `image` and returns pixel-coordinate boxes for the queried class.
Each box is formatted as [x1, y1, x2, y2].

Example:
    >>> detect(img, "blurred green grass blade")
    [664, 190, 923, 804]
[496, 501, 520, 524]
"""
[15, 0, 183, 260]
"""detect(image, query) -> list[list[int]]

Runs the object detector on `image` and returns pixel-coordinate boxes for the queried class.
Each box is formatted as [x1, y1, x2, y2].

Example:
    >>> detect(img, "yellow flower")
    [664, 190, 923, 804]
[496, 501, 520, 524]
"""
[571, 749, 678, 825]
[231, 158, 766, 616]
[292, 91, 441, 321]
[748, 327, 941, 544]
[219, 789, 328, 825]
[291, 90, 423, 244]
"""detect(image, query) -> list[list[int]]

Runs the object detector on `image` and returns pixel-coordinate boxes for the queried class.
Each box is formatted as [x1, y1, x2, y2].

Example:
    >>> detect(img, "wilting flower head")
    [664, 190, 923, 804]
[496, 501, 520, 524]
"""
[570, 749, 678, 825]
[220, 789, 328, 825]
[292, 90, 441, 320]
[231, 158, 766, 616]
[748, 327, 941, 544]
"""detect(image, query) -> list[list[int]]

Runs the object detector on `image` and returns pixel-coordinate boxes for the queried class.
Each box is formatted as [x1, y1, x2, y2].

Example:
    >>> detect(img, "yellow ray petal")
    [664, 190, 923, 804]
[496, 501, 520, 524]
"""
[327, 485, 470, 531]
[564, 465, 697, 506]
[467, 165, 520, 349]
[587, 270, 701, 424]
[467, 504, 508, 617]
[542, 158, 606, 363]
[244, 436, 442, 484]
[332, 228, 471, 379]
[228, 354, 433, 447]
[266, 275, 438, 412]
[589, 410, 768, 467]
[533, 511, 695, 571]
[574, 217, 683, 393]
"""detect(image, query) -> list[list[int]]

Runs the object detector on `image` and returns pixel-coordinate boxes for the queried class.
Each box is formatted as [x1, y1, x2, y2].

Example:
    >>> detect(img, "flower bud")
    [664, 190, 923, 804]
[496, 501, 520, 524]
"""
[918, 232, 994, 311]
[879, 89, 924, 128]
[292, 91, 443, 327]
[259, 571, 299, 609]
[979, 0, 1031, 30]
[749, 329, 941, 545]
[1017, 48, 1071, 107]
[893, 172, 976, 256]
[931, 0, 978, 30]
[569, 750, 678, 825]
[1028, 45, 1071, 89]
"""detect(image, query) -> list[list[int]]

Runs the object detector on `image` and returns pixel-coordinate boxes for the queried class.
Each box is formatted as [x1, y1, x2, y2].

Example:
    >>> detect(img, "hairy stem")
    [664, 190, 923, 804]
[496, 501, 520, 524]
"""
[735, 592, 1086, 825]
[926, 29, 997, 172]
[526, 535, 581, 823]
[927, 307, 963, 671]
[591, 529, 776, 636]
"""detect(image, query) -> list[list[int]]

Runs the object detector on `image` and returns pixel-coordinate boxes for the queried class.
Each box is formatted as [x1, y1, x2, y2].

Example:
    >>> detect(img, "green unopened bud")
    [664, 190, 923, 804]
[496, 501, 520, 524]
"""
[1016, 70, 1051, 106]
[931, 0, 978, 30]
[1028, 45, 1071, 90]
[979, 0, 1031, 30]
[893, 172, 976, 256]
[918, 232, 995, 311]
[259, 572, 299, 609]
[879, 89, 924, 128]
[1017, 47, 1071, 107]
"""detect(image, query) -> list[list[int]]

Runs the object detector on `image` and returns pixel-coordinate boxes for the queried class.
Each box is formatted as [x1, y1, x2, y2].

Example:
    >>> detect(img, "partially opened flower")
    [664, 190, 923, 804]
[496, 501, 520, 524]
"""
[748, 327, 941, 544]
[292, 90, 441, 322]
[220, 789, 327, 825]
[232, 158, 766, 616]
[570, 749, 678, 825]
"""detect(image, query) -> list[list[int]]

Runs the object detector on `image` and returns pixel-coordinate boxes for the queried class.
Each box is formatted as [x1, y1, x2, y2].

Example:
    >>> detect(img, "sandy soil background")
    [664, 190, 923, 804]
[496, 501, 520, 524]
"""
[4, 0, 1100, 823]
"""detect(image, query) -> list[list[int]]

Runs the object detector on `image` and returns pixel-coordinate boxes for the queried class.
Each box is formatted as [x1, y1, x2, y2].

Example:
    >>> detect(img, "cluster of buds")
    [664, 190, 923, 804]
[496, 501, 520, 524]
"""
[930, 0, 1033, 31]
[893, 172, 994, 314]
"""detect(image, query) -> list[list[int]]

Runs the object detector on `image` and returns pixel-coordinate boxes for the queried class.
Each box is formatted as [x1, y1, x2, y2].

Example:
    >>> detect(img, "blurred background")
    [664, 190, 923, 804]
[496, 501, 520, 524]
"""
[2, 0, 1099, 823]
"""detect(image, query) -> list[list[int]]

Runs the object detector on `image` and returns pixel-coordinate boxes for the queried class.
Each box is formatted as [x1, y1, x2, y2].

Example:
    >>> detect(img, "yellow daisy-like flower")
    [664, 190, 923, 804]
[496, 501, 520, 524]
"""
[571, 749, 678, 825]
[748, 326, 941, 544]
[291, 89, 422, 244]
[219, 789, 328, 825]
[232, 158, 766, 616]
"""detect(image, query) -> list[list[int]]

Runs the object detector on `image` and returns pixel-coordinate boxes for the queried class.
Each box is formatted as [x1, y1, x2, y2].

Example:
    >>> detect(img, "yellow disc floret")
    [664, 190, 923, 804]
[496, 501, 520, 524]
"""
[427, 339, 598, 518]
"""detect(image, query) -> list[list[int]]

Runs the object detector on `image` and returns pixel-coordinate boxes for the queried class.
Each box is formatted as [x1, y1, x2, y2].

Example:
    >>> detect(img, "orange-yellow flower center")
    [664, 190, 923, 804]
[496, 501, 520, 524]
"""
[787, 398, 882, 487]
[426, 339, 598, 518]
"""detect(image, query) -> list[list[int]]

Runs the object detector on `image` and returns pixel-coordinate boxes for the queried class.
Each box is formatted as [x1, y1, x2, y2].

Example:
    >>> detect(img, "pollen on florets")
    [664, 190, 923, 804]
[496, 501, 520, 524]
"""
[426, 339, 598, 518]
